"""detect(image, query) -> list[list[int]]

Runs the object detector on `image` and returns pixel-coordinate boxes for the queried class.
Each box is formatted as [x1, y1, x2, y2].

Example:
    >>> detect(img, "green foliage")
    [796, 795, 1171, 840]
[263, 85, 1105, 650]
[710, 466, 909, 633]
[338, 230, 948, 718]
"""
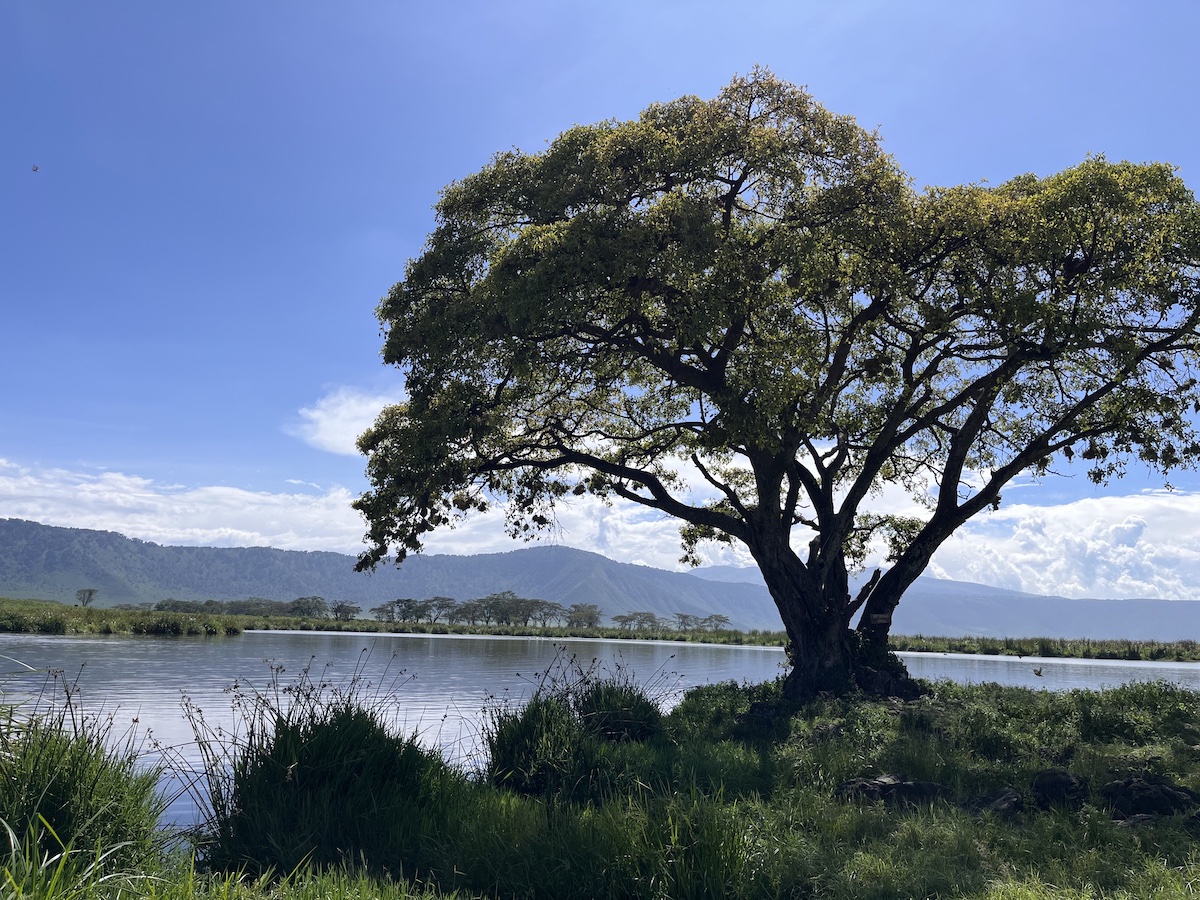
[0, 819, 150, 900]
[891, 632, 1200, 661]
[483, 652, 671, 802]
[354, 67, 1200, 696]
[0, 598, 244, 637]
[0, 673, 167, 878]
[485, 695, 585, 797]
[7, 667, 1200, 899]
[187, 662, 459, 878]
[574, 679, 663, 742]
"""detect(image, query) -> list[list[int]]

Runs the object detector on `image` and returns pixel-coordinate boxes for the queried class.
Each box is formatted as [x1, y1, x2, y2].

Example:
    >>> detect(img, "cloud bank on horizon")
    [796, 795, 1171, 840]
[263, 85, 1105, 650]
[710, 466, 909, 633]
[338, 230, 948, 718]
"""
[5, 390, 1200, 602]
[5, 2, 1200, 604]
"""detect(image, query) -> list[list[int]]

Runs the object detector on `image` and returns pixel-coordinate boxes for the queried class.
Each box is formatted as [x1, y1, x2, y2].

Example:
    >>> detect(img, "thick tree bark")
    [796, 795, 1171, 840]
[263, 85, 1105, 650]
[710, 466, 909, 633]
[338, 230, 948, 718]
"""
[753, 546, 852, 698]
[754, 545, 924, 700]
[856, 534, 948, 667]
[856, 572, 910, 651]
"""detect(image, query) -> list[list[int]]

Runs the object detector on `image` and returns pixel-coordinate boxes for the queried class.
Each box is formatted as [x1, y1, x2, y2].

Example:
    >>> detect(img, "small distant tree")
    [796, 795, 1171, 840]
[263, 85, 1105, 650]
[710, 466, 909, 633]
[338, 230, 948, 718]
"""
[391, 597, 432, 622]
[480, 590, 521, 624]
[290, 596, 329, 618]
[565, 603, 602, 628]
[227, 597, 289, 616]
[428, 596, 459, 623]
[530, 600, 567, 627]
[612, 613, 636, 631]
[630, 611, 662, 631]
[330, 600, 361, 622]
[75, 588, 97, 608]
[156, 598, 202, 612]
[370, 601, 399, 622]
[675, 613, 700, 631]
[453, 599, 486, 625]
[701, 614, 732, 632]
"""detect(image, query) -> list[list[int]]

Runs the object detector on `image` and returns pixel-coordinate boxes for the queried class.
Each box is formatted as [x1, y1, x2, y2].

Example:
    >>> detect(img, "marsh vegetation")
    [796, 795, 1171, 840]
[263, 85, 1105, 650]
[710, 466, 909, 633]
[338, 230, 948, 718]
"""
[3, 652, 1200, 899]
[6, 597, 1200, 667]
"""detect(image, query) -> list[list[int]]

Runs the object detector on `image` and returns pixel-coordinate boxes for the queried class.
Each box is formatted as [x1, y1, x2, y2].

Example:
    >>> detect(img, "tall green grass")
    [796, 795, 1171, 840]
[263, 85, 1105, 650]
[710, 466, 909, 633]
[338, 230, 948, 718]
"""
[0, 672, 167, 873]
[187, 658, 460, 879]
[0, 598, 243, 637]
[0, 668, 171, 900]
[890, 632, 1200, 661]
[6, 649, 1200, 899]
[482, 651, 670, 802]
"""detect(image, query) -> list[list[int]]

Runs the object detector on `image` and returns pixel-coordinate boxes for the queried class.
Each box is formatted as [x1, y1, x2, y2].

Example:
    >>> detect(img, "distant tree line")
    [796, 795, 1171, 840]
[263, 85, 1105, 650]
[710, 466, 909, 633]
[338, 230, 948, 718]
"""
[146, 596, 362, 620]
[369, 592, 603, 628]
[135, 592, 734, 632]
[612, 612, 732, 632]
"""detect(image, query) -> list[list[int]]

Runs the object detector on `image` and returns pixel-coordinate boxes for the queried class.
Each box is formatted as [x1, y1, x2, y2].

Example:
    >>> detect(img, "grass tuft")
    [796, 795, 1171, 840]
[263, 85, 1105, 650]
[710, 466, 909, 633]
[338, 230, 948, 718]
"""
[187, 655, 461, 879]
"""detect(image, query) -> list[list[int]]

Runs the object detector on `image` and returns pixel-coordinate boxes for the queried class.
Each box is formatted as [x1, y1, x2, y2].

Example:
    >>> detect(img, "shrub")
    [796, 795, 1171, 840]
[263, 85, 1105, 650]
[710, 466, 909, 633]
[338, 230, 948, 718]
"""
[575, 678, 663, 743]
[0, 673, 166, 873]
[188, 660, 459, 877]
[483, 650, 670, 801]
[485, 694, 585, 796]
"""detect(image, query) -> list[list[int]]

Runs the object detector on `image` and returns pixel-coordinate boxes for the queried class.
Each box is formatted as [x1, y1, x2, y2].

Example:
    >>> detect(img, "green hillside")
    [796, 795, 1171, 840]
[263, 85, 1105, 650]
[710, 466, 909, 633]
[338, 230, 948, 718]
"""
[0, 519, 782, 630]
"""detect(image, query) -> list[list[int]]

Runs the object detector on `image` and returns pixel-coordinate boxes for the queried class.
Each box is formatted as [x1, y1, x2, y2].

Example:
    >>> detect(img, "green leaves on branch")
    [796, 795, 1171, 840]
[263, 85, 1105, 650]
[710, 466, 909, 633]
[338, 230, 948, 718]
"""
[353, 67, 1200, 667]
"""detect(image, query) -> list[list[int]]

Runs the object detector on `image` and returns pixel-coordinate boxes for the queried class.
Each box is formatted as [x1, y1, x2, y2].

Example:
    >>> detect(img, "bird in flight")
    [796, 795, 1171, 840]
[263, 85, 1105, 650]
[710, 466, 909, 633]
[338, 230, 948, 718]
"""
[31, 165, 39, 172]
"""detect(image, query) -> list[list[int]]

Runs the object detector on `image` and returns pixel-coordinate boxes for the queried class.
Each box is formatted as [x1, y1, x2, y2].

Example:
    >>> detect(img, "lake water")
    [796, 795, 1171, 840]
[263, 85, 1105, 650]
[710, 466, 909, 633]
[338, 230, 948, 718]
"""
[2, 630, 1199, 826]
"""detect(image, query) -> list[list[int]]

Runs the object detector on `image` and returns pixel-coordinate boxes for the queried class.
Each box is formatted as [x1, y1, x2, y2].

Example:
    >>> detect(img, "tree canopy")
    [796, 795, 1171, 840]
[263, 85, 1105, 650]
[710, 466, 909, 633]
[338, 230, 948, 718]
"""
[356, 70, 1200, 696]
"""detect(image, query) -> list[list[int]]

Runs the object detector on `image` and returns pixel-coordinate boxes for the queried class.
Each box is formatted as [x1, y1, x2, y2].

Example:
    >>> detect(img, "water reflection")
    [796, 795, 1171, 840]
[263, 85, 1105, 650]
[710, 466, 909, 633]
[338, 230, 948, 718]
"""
[2, 631, 1199, 827]
[0, 631, 788, 768]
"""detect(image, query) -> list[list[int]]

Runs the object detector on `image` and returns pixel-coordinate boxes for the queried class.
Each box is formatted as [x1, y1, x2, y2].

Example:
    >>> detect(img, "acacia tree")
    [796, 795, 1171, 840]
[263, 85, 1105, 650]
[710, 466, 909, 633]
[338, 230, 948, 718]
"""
[427, 596, 459, 623]
[565, 603, 602, 628]
[355, 71, 1200, 698]
[330, 600, 361, 622]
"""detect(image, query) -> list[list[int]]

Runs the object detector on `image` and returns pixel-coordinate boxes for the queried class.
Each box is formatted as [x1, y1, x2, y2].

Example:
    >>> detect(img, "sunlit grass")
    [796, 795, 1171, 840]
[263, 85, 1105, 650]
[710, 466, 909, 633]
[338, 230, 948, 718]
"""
[3, 643, 1200, 899]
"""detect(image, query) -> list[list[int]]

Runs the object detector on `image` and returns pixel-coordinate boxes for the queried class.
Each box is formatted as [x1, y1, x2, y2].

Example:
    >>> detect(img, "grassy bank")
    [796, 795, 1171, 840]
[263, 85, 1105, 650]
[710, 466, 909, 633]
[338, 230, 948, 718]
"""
[0, 597, 246, 637]
[6, 596, 1200, 665]
[889, 633, 1200, 662]
[281, 621, 1200, 662]
[6, 657, 1200, 899]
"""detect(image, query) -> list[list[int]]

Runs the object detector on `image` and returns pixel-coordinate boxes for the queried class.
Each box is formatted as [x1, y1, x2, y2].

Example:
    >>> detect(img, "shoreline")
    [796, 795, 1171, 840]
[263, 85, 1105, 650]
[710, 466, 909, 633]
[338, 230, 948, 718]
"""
[2, 596, 1198, 662]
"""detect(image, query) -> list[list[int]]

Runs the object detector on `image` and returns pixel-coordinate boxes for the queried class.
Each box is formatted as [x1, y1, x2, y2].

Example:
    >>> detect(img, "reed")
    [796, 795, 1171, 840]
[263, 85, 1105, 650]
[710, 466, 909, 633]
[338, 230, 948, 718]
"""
[186, 657, 461, 879]
[0, 672, 168, 874]
[7, 646, 1200, 898]
[482, 651, 672, 803]
[890, 632, 1200, 661]
[0, 598, 244, 637]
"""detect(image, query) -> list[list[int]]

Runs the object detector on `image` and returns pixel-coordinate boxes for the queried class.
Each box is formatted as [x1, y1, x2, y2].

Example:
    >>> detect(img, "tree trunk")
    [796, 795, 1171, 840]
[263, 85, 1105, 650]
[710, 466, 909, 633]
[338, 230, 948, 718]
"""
[755, 550, 923, 700]
[856, 556, 931, 655]
[752, 545, 856, 699]
[779, 602, 856, 699]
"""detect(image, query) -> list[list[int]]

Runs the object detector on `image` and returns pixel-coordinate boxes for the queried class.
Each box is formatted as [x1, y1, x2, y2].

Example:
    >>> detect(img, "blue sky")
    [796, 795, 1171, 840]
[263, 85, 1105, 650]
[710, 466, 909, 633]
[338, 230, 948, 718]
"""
[4, 1, 1200, 599]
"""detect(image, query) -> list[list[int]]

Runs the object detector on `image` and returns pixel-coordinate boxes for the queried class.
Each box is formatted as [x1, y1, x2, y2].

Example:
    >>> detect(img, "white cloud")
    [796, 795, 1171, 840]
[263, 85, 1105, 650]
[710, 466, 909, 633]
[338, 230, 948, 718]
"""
[4, 455, 1200, 599]
[288, 387, 405, 456]
[0, 459, 367, 553]
[928, 491, 1200, 600]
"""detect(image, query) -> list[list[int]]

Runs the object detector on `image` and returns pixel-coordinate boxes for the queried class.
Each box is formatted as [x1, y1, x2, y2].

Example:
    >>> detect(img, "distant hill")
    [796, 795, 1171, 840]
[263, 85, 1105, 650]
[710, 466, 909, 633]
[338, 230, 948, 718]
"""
[2, 518, 1198, 640]
[688, 566, 1200, 642]
[0, 519, 781, 629]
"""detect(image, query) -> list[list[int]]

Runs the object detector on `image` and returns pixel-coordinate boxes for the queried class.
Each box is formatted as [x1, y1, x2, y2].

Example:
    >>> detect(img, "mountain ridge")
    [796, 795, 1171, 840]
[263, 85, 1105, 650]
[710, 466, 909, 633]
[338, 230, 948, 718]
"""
[1, 518, 1197, 640]
[0, 518, 782, 629]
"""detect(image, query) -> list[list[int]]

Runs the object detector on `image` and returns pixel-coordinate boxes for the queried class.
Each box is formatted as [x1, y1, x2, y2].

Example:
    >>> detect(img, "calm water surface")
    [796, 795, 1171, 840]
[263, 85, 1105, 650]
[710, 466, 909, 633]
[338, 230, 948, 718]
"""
[4, 631, 1200, 759]
[3, 630, 1198, 825]
[0, 630, 788, 766]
